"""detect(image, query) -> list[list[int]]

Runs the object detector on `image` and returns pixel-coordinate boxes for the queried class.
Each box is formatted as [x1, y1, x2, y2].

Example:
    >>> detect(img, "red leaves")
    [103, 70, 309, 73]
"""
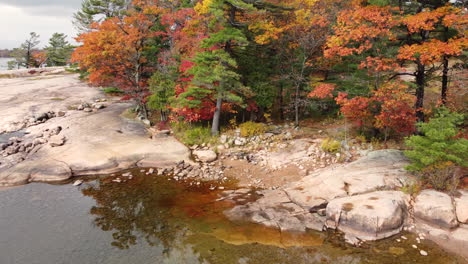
[335, 82, 416, 135]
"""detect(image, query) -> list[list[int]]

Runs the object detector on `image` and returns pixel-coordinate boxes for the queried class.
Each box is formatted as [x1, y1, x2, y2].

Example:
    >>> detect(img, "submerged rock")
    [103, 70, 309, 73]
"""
[325, 191, 409, 242]
[225, 189, 325, 232]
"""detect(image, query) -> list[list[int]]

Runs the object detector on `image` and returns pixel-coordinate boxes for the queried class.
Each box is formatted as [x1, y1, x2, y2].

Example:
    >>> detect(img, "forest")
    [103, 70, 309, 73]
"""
[71, 0, 467, 179]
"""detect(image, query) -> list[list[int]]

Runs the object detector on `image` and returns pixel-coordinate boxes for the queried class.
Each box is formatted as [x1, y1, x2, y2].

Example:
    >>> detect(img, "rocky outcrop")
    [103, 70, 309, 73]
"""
[325, 191, 409, 243]
[0, 74, 191, 186]
[455, 190, 468, 224]
[414, 190, 458, 229]
[225, 150, 413, 241]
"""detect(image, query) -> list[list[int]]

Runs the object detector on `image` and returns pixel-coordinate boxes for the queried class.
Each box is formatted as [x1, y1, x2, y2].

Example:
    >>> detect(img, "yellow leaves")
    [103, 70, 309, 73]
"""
[249, 21, 284, 45]
[194, 0, 213, 15]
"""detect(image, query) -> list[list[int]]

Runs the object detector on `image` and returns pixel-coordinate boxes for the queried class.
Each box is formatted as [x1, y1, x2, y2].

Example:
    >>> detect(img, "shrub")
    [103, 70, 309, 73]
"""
[400, 181, 421, 196]
[417, 161, 459, 191]
[102, 87, 124, 94]
[239, 121, 267, 137]
[404, 108, 467, 172]
[171, 122, 214, 146]
[321, 138, 341, 153]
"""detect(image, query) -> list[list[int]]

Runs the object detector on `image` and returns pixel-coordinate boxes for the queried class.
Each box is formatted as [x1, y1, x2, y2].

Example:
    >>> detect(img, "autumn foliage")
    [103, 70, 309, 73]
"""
[71, 0, 467, 137]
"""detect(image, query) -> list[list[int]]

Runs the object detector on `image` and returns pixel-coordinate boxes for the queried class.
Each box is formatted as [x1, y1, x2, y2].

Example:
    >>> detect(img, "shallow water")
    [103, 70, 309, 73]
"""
[0, 131, 25, 144]
[0, 169, 465, 264]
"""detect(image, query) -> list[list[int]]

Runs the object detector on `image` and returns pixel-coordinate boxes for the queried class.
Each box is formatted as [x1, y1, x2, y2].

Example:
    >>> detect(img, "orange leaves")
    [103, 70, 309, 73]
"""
[401, 6, 464, 33]
[308, 83, 336, 99]
[401, 8, 444, 33]
[325, 5, 394, 58]
[397, 39, 468, 65]
[72, 2, 165, 94]
[359, 56, 402, 73]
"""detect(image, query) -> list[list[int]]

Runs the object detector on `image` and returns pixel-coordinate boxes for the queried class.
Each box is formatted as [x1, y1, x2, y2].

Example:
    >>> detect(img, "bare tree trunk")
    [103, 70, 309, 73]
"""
[441, 26, 450, 105]
[441, 55, 449, 105]
[211, 95, 223, 136]
[415, 62, 425, 122]
[294, 83, 300, 127]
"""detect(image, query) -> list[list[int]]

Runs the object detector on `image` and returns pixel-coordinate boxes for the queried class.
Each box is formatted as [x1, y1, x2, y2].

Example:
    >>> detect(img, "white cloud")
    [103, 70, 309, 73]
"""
[0, 4, 78, 49]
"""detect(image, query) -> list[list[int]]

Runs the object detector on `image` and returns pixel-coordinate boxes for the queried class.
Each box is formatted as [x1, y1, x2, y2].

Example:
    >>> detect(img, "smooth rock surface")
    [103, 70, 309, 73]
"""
[414, 190, 458, 229]
[49, 135, 65, 147]
[416, 222, 468, 261]
[0, 74, 191, 186]
[326, 191, 409, 242]
[455, 190, 468, 224]
[284, 149, 411, 211]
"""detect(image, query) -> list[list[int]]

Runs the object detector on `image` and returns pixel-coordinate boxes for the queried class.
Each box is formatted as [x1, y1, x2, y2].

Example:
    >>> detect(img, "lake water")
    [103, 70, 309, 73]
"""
[0, 57, 13, 71]
[0, 169, 464, 264]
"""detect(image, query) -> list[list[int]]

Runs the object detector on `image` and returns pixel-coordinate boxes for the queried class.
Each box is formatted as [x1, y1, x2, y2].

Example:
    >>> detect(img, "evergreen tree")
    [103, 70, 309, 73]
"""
[20, 32, 40, 68]
[148, 70, 176, 122]
[177, 0, 255, 135]
[73, 0, 131, 32]
[46, 33, 73, 66]
[8, 48, 27, 69]
[405, 108, 468, 172]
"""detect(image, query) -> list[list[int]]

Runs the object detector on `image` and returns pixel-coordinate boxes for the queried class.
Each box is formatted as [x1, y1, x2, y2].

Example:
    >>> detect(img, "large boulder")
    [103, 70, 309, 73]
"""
[325, 191, 409, 242]
[193, 150, 217, 163]
[414, 190, 458, 229]
[455, 190, 468, 224]
[284, 149, 411, 211]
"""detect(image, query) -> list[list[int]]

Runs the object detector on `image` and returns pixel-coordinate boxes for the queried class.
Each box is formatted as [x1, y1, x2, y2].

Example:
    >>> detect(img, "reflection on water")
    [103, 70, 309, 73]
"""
[0, 169, 465, 264]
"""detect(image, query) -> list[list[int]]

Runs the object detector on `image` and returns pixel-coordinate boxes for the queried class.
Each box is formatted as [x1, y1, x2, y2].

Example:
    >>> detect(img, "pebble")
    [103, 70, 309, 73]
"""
[73, 180, 83, 186]
[401, 236, 408, 240]
[412, 245, 418, 249]
[420, 250, 428, 256]
[396, 239, 401, 242]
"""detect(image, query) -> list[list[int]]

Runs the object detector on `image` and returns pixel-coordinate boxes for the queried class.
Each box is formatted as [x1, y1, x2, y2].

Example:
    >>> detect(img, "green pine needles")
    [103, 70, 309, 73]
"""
[404, 107, 467, 172]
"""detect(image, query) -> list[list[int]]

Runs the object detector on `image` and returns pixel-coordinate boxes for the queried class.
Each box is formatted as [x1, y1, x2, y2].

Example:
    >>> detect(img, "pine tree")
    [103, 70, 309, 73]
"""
[73, 0, 131, 32]
[405, 108, 468, 172]
[20, 32, 40, 68]
[45, 33, 73, 66]
[177, 0, 254, 135]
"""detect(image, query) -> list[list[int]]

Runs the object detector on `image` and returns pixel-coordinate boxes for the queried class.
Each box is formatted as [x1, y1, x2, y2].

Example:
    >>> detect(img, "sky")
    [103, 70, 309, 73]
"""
[0, 0, 83, 49]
